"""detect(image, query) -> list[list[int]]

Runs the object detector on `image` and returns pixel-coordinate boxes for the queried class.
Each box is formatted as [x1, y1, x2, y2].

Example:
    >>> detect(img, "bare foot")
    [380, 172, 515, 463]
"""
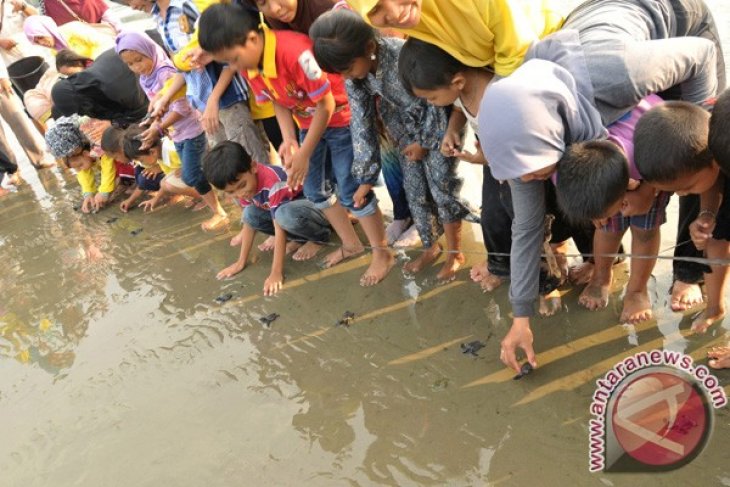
[292, 241, 323, 261]
[320, 244, 364, 269]
[258, 235, 276, 252]
[569, 261, 594, 285]
[230, 232, 243, 247]
[201, 213, 229, 232]
[579, 269, 612, 311]
[691, 305, 725, 333]
[403, 244, 441, 274]
[539, 290, 562, 316]
[360, 250, 395, 287]
[670, 280, 704, 311]
[285, 241, 303, 255]
[620, 290, 653, 324]
[436, 252, 466, 282]
[707, 346, 730, 369]
[192, 200, 207, 212]
[470, 261, 488, 282]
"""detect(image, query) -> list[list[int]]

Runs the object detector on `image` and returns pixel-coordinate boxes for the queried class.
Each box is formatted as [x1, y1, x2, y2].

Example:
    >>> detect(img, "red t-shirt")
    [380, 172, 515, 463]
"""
[244, 29, 350, 130]
[43, 0, 108, 25]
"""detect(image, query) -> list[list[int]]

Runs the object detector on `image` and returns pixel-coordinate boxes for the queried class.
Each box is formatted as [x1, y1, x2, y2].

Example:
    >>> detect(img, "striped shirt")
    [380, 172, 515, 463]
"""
[239, 164, 301, 217]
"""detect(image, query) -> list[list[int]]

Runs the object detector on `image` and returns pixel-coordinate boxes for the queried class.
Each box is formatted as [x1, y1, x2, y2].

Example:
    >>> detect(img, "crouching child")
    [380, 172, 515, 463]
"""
[203, 141, 331, 295]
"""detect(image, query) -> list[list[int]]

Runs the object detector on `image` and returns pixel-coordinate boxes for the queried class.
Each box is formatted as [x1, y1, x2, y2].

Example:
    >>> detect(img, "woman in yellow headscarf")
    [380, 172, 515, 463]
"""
[346, 0, 565, 77]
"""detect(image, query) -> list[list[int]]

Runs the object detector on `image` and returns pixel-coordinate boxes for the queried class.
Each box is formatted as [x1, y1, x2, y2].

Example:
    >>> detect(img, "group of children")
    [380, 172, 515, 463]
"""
[24, 0, 730, 372]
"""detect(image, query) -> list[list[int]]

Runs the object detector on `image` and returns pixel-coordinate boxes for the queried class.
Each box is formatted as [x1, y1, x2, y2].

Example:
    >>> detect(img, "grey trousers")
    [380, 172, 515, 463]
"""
[0, 91, 49, 167]
[208, 101, 271, 164]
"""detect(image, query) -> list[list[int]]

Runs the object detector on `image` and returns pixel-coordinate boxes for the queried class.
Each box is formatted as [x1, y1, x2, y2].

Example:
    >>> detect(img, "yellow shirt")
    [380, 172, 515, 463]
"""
[347, 0, 565, 76]
[76, 154, 116, 196]
[58, 21, 115, 60]
[133, 138, 182, 176]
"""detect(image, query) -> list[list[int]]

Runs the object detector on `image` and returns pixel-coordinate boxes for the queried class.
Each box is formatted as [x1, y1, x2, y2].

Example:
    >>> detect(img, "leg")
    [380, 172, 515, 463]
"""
[380, 138, 412, 244]
[475, 165, 512, 291]
[177, 134, 228, 231]
[274, 199, 331, 261]
[691, 238, 729, 332]
[242, 204, 275, 235]
[423, 150, 469, 281]
[579, 227, 623, 310]
[219, 102, 271, 164]
[672, 194, 706, 310]
[325, 127, 392, 284]
[300, 128, 363, 267]
[399, 153, 442, 274]
[0, 91, 53, 169]
[707, 345, 730, 369]
[621, 226, 660, 324]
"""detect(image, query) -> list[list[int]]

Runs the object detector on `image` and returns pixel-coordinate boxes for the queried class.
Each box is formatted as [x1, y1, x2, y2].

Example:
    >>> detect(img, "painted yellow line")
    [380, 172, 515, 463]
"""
[388, 335, 474, 366]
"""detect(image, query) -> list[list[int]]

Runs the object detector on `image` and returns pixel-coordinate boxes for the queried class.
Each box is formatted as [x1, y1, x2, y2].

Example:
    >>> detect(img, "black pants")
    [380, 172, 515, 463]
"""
[0, 147, 17, 179]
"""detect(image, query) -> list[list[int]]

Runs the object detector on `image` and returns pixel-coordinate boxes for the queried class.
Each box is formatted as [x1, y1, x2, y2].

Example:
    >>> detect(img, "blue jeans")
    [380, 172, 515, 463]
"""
[175, 132, 209, 195]
[243, 199, 331, 243]
[300, 126, 377, 218]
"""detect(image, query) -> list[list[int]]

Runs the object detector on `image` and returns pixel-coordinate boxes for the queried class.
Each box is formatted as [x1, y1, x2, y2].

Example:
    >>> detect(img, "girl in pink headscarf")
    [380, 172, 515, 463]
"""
[23, 15, 113, 58]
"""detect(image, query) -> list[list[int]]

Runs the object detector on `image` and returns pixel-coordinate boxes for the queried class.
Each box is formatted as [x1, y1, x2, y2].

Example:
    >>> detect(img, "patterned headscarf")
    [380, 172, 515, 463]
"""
[45, 115, 89, 158]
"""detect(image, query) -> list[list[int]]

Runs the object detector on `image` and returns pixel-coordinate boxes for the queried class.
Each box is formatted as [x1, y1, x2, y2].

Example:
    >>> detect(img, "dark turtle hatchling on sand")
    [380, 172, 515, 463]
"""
[335, 311, 355, 327]
[460, 340, 486, 357]
[259, 313, 280, 327]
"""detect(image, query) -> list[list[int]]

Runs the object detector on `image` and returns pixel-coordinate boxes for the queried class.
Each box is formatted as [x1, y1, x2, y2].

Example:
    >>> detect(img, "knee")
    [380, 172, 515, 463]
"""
[274, 205, 295, 230]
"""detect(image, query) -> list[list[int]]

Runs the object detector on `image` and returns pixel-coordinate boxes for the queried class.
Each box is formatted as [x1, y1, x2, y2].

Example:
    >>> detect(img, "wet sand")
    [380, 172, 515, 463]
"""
[1, 1, 730, 485]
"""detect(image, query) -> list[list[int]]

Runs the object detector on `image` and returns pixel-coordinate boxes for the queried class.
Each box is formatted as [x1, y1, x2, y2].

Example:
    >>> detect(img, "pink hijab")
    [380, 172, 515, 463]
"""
[23, 15, 68, 51]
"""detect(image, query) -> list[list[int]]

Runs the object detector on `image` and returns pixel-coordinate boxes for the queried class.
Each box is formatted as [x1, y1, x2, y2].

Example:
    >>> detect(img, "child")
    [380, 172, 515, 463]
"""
[556, 95, 669, 324]
[114, 30, 222, 230]
[121, 125, 194, 212]
[310, 10, 470, 281]
[23, 15, 114, 59]
[199, 3, 395, 286]
[55, 49, 91, 75]
[634, 100, 728, 334]
[203, 141, 331, 295]
[99, 125, 136, 188]
[45, 115, 117, 213]
[148, 0, 271, 169]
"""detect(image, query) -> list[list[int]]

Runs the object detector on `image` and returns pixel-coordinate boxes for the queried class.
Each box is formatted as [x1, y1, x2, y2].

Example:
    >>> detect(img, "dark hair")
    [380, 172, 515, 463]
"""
[398, 38, 467, 95]
[709, 89, 730, 174]
[198, 3, 260, 54]
[634, 101, 712, 182]
[122, 124, 160, 159]
[100, 126, 126, 153]
[556, 140, 629, 221]
[55, 49, 91, 72]
[202, 141, 253, 189]
[309, 10, 376, 74]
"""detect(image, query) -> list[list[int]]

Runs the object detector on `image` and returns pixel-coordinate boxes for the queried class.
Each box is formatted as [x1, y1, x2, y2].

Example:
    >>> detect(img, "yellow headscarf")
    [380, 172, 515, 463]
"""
[346, 0, 565, 76]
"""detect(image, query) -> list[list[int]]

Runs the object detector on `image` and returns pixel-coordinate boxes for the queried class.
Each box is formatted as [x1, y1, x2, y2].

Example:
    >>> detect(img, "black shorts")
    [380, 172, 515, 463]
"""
[713, 175, 730, 241]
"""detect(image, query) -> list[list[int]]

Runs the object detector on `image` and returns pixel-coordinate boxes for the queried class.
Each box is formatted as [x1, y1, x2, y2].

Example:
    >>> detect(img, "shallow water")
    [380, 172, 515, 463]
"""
[2, 1, 730, 486]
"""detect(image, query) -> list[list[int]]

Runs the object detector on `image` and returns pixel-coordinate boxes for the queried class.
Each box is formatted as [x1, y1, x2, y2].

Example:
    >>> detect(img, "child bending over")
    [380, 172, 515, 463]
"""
[199, 3, 394, 286]
[557, 95, 668, 324]
[122, 125, 197, 212]
[635, 100, 728, 334]
[310, 10, 470, 281]
[45, 115, 117, 213]
[203, 141, 331, 295]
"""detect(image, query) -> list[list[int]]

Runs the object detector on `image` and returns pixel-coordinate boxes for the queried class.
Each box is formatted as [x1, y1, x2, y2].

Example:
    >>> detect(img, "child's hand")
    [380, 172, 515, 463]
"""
[690, 213, 716, 251]
[142, 164, 162, 178]
[201, 100, 220, 136]
[278, 139, 300, 168]
[149, 98, 170, 119]
[94, 193, 108, 210]
[402, 142, 428, 161]
[183, 47, 213, 70]
[286, 151, 309, 190]
[120, 197, 134, 213]
[263, 271, 284, 296]
[441, 130, 462, 157]
[454, 141, 487, 165]
[140, 122, 162, 150]
[81, 195, 94, 213]
[353, 184, 372, 209]
[139, 195, 161, 213]
[216, 260, 246, 280]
